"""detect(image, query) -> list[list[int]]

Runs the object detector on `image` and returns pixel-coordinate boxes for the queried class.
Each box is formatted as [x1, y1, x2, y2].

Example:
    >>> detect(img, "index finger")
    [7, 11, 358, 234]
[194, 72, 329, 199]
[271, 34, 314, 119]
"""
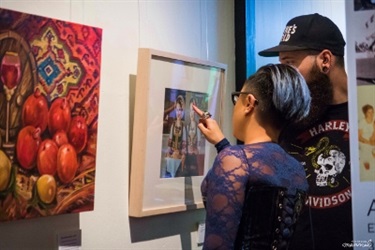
[192, 104, 204, 117]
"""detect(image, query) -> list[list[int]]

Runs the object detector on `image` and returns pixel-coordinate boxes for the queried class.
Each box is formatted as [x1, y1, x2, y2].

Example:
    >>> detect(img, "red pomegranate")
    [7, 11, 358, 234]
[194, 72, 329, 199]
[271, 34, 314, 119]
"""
[57, 143, 78, 184]
[48, 97, 71, 136]
[86, 131, 97, 156]
[16, 126, 42, 169]
[37, 139, 58, 175]
[52, 129, 69, 148]
[68, 116, 88, 153]
[22, 88, 49, 133]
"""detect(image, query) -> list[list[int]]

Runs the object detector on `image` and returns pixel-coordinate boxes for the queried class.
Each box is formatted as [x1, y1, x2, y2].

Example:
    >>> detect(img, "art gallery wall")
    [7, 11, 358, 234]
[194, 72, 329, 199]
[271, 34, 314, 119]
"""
[0, 0, 235, 249]
[0, 0, 350, 249]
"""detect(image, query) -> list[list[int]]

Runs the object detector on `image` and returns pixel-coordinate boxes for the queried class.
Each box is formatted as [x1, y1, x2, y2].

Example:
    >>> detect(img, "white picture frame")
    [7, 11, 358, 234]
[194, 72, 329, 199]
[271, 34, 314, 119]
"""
[129, 48, 226, 217]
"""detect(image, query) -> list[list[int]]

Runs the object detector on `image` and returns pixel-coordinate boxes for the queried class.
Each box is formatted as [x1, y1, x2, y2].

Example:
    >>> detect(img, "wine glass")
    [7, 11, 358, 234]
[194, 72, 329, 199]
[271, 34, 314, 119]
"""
[0, 51, 21, 159]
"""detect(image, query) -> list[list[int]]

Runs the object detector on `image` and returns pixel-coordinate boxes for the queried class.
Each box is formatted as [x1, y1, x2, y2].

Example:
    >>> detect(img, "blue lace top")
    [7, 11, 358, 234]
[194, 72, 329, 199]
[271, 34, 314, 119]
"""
[201, 139, 308, 250]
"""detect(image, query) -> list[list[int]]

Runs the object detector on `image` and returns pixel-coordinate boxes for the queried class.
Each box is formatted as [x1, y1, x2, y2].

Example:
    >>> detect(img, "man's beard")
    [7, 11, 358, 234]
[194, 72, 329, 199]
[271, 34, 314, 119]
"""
[293, 64, 333, 129]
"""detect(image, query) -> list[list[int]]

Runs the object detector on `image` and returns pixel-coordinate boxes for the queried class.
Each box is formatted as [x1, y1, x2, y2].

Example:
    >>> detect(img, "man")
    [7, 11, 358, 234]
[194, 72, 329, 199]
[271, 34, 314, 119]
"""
[258, 13, 352, 249]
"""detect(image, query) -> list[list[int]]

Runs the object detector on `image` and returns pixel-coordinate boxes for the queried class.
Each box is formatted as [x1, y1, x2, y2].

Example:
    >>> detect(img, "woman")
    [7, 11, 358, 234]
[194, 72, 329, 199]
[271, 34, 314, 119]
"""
[164, 95, 187, 178]
[193, 64, 311, 249]
[167, 94, 187, 159]
[187, 97, 200, 155]
[359, 104, 375, 145]
[358, 104, 375, 170]
[177, 97, 201, 176]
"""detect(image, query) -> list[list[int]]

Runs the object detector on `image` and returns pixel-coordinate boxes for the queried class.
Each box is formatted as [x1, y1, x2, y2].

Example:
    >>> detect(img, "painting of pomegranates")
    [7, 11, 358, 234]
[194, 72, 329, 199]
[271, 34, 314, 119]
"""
[0, 8, 102, 221]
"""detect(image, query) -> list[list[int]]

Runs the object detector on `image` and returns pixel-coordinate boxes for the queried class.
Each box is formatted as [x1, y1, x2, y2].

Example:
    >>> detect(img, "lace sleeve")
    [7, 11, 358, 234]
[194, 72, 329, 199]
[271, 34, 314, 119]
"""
[203, 146, 248, 250]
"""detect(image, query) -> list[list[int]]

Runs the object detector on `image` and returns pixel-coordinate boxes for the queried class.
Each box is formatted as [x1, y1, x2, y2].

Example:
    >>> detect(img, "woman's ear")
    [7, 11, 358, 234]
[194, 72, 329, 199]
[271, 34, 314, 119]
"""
[244, 94, 257, 114]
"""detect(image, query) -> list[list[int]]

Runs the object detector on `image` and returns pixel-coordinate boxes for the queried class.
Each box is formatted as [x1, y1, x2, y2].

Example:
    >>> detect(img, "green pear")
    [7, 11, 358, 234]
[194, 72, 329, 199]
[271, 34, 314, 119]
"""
[0, 150, 11, 191]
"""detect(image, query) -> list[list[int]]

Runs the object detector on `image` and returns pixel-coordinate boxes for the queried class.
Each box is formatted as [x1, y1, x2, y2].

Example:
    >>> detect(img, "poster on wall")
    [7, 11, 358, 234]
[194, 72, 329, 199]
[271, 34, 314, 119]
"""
[129, 48, 226, 217]
[347, 1, 375, 248]
[0, 8, 102, 221]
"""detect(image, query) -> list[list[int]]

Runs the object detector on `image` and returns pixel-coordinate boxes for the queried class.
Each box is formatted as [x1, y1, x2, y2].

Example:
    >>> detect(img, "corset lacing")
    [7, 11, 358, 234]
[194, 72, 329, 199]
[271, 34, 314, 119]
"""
[234, 186, 306, 250]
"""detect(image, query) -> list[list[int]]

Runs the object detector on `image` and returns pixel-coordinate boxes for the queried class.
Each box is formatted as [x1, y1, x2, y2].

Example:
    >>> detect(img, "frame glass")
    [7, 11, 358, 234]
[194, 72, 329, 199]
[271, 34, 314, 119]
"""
[129, 48, 226, 217]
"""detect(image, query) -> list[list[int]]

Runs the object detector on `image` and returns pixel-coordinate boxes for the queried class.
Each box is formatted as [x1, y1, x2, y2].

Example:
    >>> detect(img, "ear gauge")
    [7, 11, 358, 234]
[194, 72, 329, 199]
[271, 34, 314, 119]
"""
[322, 66, 329, 73]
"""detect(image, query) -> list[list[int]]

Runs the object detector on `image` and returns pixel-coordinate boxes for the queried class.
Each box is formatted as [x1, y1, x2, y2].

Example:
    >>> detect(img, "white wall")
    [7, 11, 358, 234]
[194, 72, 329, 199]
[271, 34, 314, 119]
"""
[0, 0, 235, 249]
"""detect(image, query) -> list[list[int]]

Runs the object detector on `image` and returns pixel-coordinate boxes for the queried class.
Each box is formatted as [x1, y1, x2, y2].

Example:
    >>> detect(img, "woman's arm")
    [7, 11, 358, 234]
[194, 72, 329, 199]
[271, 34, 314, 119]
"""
[358, 128, 370, 144]
[191, 104, 230, 153]
[370, 122, 375, 145]
[192, 104, 225, 145]
[203, 147, 247, 250]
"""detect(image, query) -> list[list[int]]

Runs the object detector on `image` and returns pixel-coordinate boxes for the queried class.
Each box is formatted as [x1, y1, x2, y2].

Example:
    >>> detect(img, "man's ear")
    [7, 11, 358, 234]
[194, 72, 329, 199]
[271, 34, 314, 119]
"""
[318, 50, 333, 74]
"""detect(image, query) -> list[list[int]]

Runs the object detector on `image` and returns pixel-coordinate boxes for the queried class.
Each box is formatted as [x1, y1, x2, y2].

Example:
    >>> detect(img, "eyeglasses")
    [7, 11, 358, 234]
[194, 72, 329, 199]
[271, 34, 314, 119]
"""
[231, 91, 258, 105]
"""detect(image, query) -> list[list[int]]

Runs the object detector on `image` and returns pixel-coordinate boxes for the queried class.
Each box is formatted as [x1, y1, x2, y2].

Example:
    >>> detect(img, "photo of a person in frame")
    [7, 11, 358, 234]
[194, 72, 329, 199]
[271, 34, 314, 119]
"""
[358, 104, 375, 177]
[354, 0, 375, 11]
[160, 88, 208, 178]
[187, 97, 200, 155]
[167, 94, 187, 159]
[175, 96, 204, 177]
[161, 92, 187, 178]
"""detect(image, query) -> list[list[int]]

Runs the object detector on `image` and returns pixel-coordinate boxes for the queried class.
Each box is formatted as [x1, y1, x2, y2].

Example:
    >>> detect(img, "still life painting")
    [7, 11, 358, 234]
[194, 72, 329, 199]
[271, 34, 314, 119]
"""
[0, 8, 102, 221]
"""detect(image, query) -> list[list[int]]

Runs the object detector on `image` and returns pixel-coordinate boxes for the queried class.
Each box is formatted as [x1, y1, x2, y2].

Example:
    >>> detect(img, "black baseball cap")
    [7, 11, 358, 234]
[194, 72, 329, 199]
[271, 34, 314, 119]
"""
[258, 13, 346, 57]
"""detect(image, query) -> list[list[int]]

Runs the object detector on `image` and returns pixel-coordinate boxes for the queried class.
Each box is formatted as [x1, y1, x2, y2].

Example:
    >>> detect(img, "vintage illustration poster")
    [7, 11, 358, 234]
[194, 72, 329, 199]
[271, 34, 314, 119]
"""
[0, 8, 102, 221]
[347, 0, 375, 247]
[353, 6, 375, 181]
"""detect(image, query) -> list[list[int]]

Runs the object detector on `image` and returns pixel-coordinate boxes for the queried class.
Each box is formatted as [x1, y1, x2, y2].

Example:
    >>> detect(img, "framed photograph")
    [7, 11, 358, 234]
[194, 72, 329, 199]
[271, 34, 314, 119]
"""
[129, 48, 226, 217]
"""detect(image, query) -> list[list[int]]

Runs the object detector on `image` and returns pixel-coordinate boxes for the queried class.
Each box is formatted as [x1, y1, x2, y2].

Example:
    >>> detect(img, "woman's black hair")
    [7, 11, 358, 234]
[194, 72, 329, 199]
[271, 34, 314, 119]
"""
[243, 64, 311, 128]
[362, 104, 374, 115]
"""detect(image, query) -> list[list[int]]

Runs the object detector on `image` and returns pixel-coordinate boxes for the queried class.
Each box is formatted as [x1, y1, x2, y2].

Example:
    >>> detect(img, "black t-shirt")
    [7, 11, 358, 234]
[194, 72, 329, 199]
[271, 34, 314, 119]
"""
[280, 103, 353, 250]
